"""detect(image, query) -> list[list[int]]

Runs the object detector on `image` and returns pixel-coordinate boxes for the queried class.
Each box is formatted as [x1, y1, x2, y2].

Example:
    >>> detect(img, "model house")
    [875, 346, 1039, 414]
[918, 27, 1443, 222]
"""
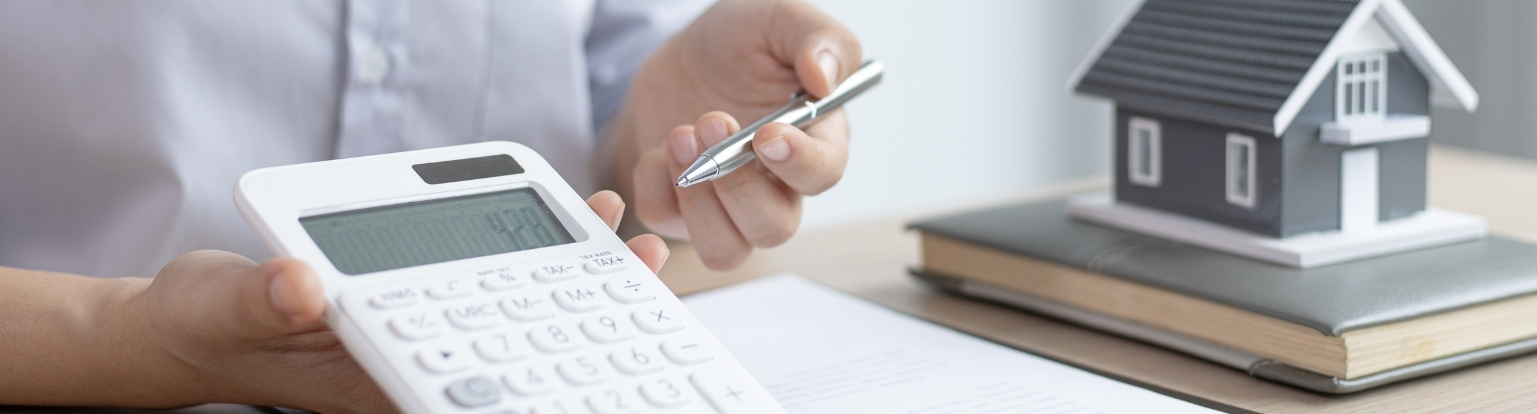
[1066, 0, 1485, 267]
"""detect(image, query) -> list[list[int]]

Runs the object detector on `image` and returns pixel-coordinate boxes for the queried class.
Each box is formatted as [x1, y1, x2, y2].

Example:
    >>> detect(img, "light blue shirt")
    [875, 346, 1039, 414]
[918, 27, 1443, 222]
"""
[0, 0, 712, 277]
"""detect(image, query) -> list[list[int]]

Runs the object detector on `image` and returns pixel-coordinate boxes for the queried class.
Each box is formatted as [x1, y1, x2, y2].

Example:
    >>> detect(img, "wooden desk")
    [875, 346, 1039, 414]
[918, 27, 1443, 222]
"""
[656, 145, 1537, 413]
[15, 146, 1530, 413]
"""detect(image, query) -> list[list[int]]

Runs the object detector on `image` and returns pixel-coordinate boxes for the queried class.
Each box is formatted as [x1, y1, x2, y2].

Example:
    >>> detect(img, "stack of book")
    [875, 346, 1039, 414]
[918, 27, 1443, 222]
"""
[909, 198, 1537, 393]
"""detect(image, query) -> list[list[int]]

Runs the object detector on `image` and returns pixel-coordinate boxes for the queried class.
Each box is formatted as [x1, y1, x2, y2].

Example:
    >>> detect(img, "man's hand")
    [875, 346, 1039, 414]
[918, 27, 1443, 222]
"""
[0, 191, 665, 412]
[608, 0, 861, 270]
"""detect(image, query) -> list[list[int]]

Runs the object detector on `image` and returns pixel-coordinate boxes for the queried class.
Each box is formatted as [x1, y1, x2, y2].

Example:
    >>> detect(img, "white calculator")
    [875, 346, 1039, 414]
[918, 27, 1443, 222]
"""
[235, 141, 784, 414]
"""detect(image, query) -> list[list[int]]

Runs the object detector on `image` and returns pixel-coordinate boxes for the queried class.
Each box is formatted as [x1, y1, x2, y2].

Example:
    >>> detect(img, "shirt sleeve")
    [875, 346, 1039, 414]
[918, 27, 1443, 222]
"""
[585, 0, 716, 136]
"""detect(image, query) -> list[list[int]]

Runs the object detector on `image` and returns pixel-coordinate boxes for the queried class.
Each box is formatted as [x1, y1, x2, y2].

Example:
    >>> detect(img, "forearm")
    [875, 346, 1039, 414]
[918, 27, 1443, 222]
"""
[0, 267, 200, 407]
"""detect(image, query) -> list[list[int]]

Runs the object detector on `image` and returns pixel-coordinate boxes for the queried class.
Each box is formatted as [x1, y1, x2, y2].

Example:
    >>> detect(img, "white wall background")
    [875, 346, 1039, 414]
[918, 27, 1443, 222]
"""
[1400, 0, 1537, 159]
[795, 0, 1532, 229]
[799, 0, 1137, 228]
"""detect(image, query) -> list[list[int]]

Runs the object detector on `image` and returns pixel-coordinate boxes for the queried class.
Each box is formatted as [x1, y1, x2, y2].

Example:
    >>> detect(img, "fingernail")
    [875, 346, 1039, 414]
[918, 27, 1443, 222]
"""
[669, 129, 698, 166]
[817, 50, 840, 90]
[758, 136, 791, 162]
[268, 271, 302, 319]
[699, 119, 729, 146]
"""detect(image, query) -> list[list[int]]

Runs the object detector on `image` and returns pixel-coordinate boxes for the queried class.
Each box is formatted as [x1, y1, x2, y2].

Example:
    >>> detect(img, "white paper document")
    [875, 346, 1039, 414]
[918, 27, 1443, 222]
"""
[683, 274, 1219, 414]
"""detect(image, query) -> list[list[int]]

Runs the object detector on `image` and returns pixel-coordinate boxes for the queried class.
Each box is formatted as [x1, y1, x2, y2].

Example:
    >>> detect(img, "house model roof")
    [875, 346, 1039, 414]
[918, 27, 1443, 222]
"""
[1069, 0, 1479, 136]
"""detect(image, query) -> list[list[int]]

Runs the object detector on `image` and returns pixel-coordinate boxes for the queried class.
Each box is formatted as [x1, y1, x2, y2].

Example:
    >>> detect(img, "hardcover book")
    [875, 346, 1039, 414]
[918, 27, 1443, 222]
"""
[909, 198, 1537, 393]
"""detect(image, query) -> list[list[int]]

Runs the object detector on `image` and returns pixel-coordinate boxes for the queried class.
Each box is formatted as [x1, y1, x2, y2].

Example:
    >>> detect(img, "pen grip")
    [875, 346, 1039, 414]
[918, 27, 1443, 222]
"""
[680, 60, 883, 186]
[709, 98, 814, 177]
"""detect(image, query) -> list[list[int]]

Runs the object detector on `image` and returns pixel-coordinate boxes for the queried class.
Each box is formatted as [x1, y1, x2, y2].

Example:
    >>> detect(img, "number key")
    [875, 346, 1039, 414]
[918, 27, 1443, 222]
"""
[608, 346, 663, 375]
[503, 363, 558, 396]
[530, 399, 580, 414]
[474, 332, 532, 363]
[528, 323, 583, 353]
[580, 314, 636, 343]
[586, 387, 642, 414]
[556, 354, 612, 385]
[639, 377, 694, 407]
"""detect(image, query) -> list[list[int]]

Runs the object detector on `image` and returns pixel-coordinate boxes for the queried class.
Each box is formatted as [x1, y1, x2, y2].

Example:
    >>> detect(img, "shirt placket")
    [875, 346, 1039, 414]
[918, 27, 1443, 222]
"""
[336, 0, 412, 158]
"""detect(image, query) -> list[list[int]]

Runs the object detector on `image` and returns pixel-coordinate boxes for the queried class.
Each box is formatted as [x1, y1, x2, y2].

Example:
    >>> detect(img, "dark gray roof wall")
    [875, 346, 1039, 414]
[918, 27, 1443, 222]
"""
[1075, 0, 1357, 132]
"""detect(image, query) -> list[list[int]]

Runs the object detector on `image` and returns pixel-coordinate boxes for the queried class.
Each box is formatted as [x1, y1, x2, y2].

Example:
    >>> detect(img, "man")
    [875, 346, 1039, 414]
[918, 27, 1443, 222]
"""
[0, 0, 859, 412]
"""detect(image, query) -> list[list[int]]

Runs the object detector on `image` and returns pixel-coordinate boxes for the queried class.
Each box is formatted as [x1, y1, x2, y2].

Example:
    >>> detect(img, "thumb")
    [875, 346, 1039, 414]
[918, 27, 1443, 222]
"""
[208, 257, 328, 342]
[776, 2, 861, 97]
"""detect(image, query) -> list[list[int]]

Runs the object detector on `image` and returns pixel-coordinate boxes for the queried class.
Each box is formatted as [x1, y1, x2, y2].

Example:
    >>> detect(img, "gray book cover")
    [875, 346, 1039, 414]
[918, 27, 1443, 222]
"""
[909, 198, 1537, 393]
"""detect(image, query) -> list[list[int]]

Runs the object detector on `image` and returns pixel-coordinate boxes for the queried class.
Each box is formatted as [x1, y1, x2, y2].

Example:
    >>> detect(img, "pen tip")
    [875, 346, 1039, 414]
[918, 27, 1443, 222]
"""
[675, 177, 690, 187]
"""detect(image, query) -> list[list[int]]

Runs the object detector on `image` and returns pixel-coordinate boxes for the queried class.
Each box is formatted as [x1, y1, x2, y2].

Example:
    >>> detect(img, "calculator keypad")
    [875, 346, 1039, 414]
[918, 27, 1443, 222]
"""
[445, 302, 502, 330]
[500, 294, 557, 322]
[417, 345, 473, 373]
[342, 250, 768, 413]
[632, 304, 686, 334]
[445, 376, 502, 408]
[390, 312, 447, 340]
[581, 314, 637, 343]
[604, 276, 656, 304]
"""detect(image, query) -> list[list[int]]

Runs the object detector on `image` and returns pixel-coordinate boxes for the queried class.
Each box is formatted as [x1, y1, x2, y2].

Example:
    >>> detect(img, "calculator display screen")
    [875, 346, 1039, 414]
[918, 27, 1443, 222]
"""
[299, 187, 576, 275]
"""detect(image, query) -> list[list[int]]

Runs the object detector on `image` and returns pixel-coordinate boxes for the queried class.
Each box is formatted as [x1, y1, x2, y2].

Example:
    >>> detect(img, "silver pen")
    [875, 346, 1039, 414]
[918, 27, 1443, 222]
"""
[675, 59, 884, 187]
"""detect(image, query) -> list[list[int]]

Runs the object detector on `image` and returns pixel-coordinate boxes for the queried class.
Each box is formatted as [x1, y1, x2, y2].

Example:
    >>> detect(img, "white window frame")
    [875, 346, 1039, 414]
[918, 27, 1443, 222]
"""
[1336, 52, 1387, 122]
[1127, 117, 1161, 187]
[1225, 133, 1258, 208]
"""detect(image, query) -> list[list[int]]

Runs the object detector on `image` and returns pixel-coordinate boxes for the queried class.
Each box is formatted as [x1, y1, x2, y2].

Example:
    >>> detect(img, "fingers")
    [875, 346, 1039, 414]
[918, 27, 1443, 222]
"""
[588, 189, 671, 273]
[752, 109, 850, 195]
[227, 257, 327, 342]
[625, 234, 670, 274]
[156, 251, 326, 343]
[696, 112, 802, 248]
[585, 190, 625, 232]
[767, 0, 862, 97]
[664, 122, 753, 269]
[633, 140, 688, 240]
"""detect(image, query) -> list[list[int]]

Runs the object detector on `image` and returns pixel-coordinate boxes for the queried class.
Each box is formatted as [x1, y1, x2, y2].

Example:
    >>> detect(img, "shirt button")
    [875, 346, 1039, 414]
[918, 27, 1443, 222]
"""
[356, 46, 391, 85]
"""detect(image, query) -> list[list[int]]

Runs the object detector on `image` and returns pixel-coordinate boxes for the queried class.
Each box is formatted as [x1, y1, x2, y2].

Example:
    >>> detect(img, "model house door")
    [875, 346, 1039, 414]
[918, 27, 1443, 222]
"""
[1340, 147, 1379, 231]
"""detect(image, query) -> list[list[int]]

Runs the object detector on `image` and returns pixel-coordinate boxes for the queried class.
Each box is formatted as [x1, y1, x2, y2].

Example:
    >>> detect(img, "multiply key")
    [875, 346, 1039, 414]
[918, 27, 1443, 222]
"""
[631, 304, 684, 333]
